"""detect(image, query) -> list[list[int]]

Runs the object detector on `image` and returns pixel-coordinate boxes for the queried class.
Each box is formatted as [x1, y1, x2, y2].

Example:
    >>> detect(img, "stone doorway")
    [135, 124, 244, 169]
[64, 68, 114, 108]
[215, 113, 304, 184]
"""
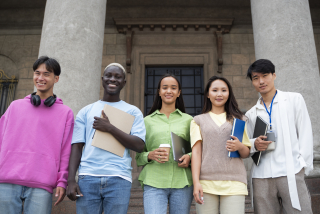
[127, 46, 217, 187]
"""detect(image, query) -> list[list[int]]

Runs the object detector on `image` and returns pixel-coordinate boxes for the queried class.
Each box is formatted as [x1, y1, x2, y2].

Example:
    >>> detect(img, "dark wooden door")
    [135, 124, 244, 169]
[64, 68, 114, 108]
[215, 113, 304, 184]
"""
[144, 67, 204, 117]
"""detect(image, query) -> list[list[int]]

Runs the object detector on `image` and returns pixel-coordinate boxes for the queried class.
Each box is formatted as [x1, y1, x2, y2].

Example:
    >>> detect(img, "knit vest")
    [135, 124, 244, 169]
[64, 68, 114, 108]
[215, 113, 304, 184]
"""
[194, 113, 247, 184]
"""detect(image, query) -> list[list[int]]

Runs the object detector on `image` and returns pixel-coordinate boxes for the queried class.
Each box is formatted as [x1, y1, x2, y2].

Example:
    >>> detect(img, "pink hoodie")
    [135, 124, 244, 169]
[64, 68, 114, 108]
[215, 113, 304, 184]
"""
[0, 95, 74, 193]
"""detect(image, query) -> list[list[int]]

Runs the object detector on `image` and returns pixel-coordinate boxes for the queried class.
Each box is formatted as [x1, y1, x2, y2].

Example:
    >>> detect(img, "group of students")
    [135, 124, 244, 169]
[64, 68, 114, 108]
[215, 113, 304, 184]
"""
[0, 56, 314, 214]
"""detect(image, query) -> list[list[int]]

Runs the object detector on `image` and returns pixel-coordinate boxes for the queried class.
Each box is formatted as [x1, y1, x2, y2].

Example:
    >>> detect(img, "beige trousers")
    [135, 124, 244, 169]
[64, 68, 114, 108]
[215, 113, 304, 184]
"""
[253, 169, 312, 214]
[196, 193, 245, 214]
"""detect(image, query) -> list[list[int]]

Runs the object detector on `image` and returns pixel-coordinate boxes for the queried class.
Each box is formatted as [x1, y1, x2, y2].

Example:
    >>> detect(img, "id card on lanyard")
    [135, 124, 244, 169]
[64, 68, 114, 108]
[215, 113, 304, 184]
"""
[262, 91, 277, 141]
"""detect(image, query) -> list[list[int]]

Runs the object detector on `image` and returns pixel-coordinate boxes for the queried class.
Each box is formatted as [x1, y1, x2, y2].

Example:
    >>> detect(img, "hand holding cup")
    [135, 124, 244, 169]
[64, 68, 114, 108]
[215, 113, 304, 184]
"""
[148, 147, 169, 163]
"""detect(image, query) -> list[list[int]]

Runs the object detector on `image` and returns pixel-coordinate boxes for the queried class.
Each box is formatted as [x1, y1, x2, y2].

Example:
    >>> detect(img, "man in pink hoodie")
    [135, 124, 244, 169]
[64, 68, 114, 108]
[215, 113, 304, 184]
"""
[0, 56, 74, 214]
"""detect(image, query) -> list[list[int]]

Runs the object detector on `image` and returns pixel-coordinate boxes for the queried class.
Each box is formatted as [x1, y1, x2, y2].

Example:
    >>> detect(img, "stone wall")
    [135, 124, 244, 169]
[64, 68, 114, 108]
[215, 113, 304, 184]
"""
[0, 34, 40, 99]
[221, 25, 258, 112]
[0, 7, 43, 99]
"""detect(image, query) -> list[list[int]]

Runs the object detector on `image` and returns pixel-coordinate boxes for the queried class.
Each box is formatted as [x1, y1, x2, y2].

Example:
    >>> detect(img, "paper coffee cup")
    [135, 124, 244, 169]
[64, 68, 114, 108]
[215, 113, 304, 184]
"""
[159, 144, 171, 162]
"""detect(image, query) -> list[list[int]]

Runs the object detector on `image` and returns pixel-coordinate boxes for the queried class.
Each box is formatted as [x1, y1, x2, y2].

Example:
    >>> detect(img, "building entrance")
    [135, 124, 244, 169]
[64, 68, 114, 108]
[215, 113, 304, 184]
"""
[144, 67, 204, 117]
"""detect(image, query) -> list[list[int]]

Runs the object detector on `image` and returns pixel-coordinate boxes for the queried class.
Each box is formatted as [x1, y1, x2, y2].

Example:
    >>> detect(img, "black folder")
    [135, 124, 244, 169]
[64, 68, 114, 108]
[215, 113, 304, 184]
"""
[251, 116, 268, 166]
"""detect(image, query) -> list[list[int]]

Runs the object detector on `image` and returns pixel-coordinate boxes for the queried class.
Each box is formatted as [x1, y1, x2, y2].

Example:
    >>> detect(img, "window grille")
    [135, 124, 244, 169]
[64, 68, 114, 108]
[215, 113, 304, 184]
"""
[0, 70, 18, 116]
[144, 67, 204, 117]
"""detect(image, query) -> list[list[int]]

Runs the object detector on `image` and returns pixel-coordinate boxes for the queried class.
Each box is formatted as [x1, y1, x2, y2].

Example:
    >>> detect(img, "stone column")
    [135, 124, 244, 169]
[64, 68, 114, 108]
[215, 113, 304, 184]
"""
[38, 0, 107, 114]
[251, 0, 320, 177]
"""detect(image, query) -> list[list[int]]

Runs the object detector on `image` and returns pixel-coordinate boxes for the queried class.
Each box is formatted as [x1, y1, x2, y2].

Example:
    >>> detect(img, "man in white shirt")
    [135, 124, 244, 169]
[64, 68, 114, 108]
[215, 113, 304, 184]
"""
[245, 59, 313, 214]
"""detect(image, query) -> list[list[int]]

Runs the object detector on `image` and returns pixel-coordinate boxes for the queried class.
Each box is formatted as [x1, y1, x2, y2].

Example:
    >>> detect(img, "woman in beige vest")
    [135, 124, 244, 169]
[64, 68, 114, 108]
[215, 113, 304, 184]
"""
[191, 76, 251, 214]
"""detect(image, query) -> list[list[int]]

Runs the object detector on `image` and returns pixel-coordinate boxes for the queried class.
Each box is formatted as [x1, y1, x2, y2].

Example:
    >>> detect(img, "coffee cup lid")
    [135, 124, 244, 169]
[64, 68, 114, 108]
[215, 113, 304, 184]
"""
[159, 144, 171, 148]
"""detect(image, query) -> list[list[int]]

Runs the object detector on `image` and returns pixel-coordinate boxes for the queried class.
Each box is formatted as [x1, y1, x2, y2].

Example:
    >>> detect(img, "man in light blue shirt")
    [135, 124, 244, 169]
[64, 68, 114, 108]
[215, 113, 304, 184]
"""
[67, 63, 146, 214]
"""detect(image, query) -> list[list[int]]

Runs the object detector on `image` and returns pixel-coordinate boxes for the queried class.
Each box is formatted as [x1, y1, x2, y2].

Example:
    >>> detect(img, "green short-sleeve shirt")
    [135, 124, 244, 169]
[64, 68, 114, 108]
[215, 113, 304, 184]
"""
[135, 109, 193, 189]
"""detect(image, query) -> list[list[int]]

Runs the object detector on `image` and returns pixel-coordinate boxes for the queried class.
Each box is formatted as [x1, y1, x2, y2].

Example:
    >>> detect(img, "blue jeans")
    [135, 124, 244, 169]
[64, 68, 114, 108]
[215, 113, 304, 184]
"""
[143, 185, 193, 214]
[76, 175, 132, 214]
[0, 183, 52, 214]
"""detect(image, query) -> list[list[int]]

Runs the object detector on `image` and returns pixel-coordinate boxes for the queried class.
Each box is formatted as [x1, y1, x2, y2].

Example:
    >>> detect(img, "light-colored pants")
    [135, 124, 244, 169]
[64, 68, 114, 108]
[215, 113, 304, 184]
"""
[0, 183, 52, 214]
[253, 169, 312, 214]
[196, 193, 245, 214]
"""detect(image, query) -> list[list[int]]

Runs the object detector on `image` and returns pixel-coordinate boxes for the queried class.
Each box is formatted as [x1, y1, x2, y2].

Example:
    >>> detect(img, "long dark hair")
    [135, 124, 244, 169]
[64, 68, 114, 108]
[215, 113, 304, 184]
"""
[202, 76, 243, 121]
[147, 73, 186, 115]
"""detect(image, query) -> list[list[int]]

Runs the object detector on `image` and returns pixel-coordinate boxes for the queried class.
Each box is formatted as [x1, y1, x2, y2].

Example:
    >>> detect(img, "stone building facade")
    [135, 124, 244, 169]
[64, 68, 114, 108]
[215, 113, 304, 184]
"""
[1, 0, 320, 213]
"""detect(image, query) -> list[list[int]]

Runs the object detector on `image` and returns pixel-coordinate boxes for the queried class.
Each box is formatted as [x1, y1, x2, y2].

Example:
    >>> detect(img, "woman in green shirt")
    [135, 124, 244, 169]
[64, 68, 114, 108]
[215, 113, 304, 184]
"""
[135, 73, 193, 214]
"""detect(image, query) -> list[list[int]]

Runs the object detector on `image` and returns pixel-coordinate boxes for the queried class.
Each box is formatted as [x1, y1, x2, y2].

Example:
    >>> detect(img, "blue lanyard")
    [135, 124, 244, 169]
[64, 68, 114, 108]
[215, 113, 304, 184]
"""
[261, 91, 277, 130]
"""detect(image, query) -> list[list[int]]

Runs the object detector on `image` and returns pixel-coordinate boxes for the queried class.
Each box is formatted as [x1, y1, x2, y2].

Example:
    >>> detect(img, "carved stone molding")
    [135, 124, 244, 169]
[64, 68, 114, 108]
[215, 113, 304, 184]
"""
[126, 30, 134, 73]
[215, 30, 224, 73]
[113, 18, 233, 74]
[214, 25, 232, 73]
[114, 18, 233, 33]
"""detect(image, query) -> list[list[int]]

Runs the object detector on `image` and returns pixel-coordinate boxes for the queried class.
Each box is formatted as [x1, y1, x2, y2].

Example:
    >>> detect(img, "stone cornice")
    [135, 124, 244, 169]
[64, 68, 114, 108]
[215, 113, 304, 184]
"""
[114, 18, 234, 33]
